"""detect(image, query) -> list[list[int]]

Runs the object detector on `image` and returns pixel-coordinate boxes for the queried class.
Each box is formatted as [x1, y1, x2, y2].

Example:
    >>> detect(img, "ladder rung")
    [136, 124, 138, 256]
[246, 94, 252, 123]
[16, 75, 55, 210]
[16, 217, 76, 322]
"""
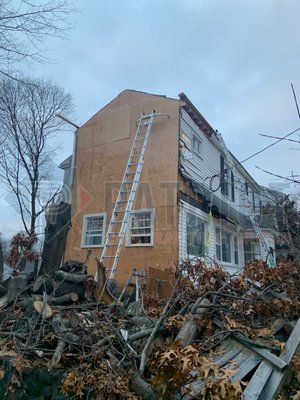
[111, 220, 123, 224]
[102, 256, 116, 258]
[128, 162, 141, 166]
[133, 146, 144, 150]
[107, 232, 118, 236]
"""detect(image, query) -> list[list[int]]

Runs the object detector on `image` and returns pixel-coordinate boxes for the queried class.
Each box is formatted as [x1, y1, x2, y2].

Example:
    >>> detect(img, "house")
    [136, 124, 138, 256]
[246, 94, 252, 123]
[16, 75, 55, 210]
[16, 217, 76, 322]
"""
[62, 90, 278, 291]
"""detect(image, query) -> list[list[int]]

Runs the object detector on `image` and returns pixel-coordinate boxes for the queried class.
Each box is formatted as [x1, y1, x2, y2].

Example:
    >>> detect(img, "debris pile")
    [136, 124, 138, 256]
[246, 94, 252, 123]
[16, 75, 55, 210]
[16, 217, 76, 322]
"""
[0, 259, 300, 399]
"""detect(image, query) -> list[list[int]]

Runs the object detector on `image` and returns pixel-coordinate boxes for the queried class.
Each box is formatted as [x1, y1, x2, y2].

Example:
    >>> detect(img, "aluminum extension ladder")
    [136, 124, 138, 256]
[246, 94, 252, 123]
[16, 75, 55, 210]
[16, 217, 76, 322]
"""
[216, 132, 275, 265]
[100, 111, 156, 280]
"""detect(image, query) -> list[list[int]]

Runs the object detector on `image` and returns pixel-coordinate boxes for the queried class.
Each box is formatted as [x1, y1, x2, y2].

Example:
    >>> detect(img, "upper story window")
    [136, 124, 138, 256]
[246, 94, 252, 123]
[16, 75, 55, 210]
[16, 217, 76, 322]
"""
[220, 155, 235, 202]
[192, 135, 202, 156]
[127, 209, 155, 246]
[81, 213, 106, 247]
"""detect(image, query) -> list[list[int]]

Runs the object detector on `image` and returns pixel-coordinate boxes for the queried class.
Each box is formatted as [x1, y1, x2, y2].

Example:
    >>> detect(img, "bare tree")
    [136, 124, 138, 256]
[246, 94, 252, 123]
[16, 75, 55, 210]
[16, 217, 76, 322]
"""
[0, 0, 76, 78]
[0, 74, 74, 236]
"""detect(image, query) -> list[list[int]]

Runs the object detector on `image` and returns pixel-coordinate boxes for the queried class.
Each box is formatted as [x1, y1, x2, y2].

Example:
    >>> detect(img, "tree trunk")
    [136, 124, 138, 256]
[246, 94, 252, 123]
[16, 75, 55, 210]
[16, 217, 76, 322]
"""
[39, 202, 71, 276]
[0, 239, 3, 282]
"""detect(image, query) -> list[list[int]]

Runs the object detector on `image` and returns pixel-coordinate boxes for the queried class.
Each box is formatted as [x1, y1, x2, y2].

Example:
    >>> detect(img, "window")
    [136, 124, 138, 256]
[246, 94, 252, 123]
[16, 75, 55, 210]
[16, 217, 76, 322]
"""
[192, 135, 202, 156]
[244, 239, 261, 262]
[220, 155, 235, 201]
[216, 228, 232, 263]
[233, 235, 239, 265]
[127, 209, 154, 246]
[186, 212, 206, 257]
[82, 213, 106, 247]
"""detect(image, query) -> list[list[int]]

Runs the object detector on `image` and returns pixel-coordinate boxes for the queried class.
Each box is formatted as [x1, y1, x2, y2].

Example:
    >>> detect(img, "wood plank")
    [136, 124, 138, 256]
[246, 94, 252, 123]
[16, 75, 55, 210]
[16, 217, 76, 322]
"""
[229, 352, 262, 381]
[233, 337, 287, 371]
[242, 361, 273, 400]
[258, 317, 300, 400]
[214, 340, 242, 367]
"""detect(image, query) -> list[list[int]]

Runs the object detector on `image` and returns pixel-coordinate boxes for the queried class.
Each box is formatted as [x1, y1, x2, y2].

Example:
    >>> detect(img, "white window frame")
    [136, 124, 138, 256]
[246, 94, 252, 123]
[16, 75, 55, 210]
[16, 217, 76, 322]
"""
[223, 161, 231, 198]
[192, 134, 202, 157]
[81, 213, 106, 248]
[216, 227, 233, 264]
[233, 235, 239, 265]
[126, 208, 155, 247]
[186, 211, 206, 259]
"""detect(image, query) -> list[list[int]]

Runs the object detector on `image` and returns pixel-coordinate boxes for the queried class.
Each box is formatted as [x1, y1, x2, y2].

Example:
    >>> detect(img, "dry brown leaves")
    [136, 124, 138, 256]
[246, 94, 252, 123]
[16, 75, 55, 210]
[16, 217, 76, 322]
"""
[61, 350, 138, 399]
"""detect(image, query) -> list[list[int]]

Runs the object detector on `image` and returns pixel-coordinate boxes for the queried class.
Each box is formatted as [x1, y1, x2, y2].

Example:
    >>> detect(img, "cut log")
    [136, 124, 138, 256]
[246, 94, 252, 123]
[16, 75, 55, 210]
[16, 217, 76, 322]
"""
[7, 277, 27, 302]
[52, 314, 80, 344]
[32, 276, 54, 294]
[176, 298, 210, 346]
[69, 311, 95, 329]
[54, 270, 91, 283]
[33, 300, 53, 319]
[48, 292, 78, 305]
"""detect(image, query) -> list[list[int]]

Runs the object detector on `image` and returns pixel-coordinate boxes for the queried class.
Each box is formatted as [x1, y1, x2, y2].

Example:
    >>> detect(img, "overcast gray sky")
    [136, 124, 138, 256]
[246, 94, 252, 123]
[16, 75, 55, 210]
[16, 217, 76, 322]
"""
[1, 0, 300, 234]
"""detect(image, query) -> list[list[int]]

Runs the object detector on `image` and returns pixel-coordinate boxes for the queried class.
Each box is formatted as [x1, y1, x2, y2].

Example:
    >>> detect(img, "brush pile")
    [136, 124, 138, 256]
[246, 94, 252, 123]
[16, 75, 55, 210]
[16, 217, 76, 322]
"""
[0, 259, 300, 399]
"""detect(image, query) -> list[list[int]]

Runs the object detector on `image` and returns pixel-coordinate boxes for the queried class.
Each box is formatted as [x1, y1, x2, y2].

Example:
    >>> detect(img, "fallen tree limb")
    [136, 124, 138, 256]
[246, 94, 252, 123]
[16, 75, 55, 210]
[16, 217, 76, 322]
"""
[139, 283, 180, 374]
[48, 292, 79, 305]
[49, 339, 65, 368]
[54, 270, 90, 283]
[128, 327, 165, 342]
[130, 371, 157, 400]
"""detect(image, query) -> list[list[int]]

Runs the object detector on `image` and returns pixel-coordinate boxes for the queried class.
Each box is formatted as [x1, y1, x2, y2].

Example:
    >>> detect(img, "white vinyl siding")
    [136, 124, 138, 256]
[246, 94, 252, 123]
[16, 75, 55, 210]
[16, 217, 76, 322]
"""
[180, 109, 251, 217]
[127, 209, 155, 246]
[81, 213, 106, 248]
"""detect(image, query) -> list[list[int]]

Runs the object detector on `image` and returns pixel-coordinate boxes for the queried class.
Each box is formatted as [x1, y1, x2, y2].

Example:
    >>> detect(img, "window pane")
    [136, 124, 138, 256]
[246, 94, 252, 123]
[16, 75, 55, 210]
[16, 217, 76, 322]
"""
[186, 212, 205, 257]
[84, 215, 104, 246]
[216, 244, 221, 260]
[129, 211, 153, 245]
[222, 231, 231, 263]
[234, 236, 239, 265]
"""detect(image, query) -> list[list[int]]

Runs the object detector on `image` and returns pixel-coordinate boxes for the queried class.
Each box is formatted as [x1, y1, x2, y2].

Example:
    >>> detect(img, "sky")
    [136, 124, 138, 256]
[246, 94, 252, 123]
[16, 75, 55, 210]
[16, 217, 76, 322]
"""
[1, 0, 300, 235]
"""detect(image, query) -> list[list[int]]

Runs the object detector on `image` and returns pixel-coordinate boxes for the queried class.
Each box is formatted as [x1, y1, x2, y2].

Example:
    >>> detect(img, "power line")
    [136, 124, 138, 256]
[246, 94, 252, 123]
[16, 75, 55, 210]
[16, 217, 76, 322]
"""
[239, 126, 300, 164]
[291, 83, 300, 120]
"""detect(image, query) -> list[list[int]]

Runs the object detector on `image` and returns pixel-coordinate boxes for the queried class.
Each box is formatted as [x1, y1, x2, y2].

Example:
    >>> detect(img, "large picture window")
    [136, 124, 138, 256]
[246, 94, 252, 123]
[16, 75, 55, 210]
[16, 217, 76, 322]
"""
[216, 227, 232, 263]
[127, 209, 154, 246]
[186, 212, 206, 257]
[81, 213, 106, 247]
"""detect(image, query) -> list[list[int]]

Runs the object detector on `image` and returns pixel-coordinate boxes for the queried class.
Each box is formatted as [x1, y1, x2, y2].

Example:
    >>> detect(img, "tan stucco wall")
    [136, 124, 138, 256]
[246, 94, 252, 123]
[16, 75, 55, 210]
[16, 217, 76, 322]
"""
[64, 90, 180, 287]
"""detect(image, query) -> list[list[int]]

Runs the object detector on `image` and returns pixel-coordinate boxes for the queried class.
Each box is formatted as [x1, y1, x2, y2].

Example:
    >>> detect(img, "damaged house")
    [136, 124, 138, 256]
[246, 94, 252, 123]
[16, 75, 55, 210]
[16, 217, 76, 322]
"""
[60, 90, 278, 289]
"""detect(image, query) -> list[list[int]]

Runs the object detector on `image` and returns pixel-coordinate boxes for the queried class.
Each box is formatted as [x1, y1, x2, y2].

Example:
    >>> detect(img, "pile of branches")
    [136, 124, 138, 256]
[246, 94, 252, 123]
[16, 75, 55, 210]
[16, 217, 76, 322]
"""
[0, 259, 300, 399]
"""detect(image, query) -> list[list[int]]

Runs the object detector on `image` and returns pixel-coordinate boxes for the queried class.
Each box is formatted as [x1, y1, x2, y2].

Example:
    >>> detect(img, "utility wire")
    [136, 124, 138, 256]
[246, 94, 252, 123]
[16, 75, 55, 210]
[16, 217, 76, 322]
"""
[291, 83, 300, 119]
[239, 126, 300, 164]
